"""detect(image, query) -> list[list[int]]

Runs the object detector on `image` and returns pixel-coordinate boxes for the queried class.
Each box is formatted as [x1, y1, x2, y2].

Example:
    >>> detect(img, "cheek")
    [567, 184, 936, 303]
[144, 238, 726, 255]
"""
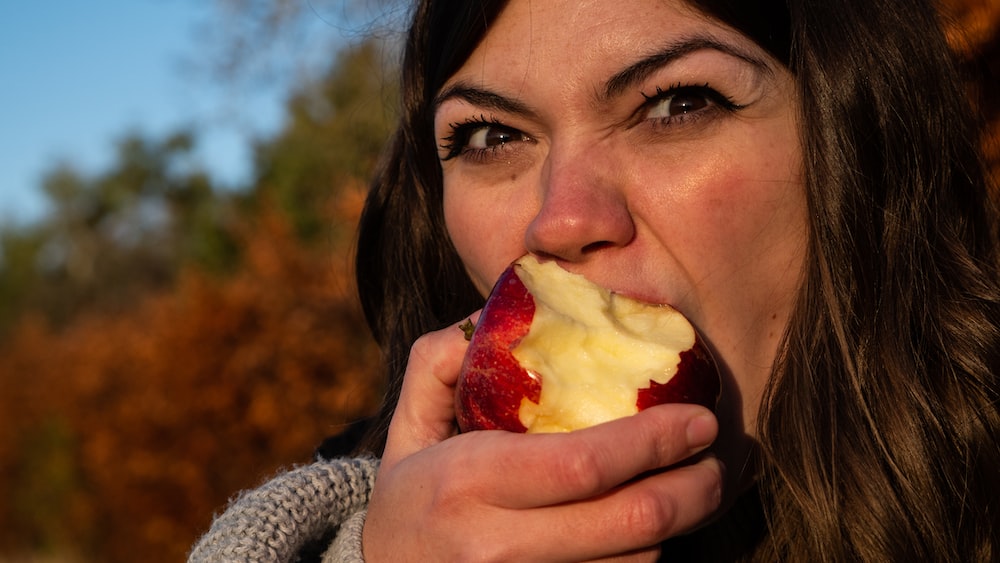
[700, 161, 806, 337]
[639, 156, 782, 258]
[639, 146, 806, 329]
[656, 154, 806, 427]
[443, 178, 530, 296]
[702, 168, 801, 252]
[676, 145, 805, 262]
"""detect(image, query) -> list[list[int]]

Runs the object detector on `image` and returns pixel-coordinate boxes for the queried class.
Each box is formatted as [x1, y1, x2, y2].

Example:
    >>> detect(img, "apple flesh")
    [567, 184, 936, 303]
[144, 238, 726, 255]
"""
[456, 254, 720, 433]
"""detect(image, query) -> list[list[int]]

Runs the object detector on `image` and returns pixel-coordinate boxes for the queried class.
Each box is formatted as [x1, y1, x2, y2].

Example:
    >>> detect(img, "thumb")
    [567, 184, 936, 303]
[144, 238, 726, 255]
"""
[381, 313, 481, 470]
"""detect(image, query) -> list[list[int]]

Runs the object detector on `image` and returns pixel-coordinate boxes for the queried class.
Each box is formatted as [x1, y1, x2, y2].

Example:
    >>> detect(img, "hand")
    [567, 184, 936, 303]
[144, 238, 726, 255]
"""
[363, 317, 724, 562]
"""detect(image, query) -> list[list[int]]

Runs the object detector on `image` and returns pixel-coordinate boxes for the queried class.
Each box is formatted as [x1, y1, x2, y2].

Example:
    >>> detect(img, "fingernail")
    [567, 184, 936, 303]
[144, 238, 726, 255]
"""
[686, 413, 717, 449]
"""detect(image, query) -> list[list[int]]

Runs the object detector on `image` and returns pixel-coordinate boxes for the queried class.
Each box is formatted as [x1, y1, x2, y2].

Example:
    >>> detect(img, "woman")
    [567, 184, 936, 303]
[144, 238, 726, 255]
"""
[189, 0, 1000, 561]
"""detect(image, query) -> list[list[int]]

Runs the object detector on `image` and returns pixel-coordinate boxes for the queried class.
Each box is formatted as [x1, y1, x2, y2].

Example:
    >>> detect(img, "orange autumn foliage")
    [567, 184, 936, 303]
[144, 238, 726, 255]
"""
[0, 186, 381, 562]
[943, 0, 1000, 185]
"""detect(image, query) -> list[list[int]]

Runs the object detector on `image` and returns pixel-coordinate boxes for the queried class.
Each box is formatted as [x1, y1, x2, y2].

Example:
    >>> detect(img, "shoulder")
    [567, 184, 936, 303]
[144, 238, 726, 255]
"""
[188, 456, 380, 563]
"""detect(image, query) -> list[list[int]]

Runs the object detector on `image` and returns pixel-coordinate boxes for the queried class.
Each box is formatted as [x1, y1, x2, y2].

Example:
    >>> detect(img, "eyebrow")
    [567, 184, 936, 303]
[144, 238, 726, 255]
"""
[602, 35, 771, 100]
[433, 35, 771, 115]
[434, 83, 539, 118]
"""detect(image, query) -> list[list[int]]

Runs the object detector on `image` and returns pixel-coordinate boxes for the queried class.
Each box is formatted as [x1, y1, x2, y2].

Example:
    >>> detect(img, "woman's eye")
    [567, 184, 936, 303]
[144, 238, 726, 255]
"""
[441, 119, 531, 162]
[468, 125, 518, 150]
[647, 92, 710, 119]
[641, 85, 739, 125]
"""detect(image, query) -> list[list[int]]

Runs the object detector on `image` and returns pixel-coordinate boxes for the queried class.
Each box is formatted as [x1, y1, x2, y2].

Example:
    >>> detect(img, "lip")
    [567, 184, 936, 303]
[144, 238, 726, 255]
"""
[562, 266, 671, 308]
[586, 276, 702, 328]
[608, 287, 669, 307]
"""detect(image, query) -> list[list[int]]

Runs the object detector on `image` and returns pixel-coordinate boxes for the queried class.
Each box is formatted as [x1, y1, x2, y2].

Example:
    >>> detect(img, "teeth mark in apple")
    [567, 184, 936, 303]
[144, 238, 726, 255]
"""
[456, 254, 720, 434]
[636, 347, 719, 411]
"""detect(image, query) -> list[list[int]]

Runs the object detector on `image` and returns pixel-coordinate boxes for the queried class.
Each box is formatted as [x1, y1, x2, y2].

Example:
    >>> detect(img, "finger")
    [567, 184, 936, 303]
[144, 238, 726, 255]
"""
[409, 451, 723, 563]
[520, 455, 724, 562]
[382, 313, 481, 468]
[473, 403, 718, 508]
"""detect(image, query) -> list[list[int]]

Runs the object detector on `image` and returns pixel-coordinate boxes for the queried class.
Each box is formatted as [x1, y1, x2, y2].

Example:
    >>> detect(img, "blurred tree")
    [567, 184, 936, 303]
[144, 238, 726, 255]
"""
[0, 36, 393, 563]
[0, 198, 380, 562]
[0, 131, 236, 334]
[250, 39, 398, 239]
[201, 0, 405, 83]
[0, 225, 45, 334]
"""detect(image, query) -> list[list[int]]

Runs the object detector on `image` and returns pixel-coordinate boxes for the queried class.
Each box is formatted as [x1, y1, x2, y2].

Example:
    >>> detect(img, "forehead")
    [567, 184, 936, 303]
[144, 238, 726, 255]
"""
[448, 0, 751, 88]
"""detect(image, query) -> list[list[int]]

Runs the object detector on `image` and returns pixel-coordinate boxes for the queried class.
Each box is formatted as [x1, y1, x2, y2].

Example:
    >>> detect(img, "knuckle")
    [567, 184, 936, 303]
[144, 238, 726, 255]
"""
[552, 441, 606, 494]
[407, 333, 437, 364]
[620, 488, 677, 544]
[427, 463, 476, 515]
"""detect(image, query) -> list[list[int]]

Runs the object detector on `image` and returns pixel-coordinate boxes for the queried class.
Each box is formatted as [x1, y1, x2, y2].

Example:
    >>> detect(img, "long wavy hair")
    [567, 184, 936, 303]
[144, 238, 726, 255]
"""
[354, 0, 1000, 560]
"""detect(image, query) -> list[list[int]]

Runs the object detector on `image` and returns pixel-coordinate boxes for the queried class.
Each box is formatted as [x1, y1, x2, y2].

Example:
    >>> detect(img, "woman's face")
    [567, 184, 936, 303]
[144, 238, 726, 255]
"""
[436, 0, 806, 470]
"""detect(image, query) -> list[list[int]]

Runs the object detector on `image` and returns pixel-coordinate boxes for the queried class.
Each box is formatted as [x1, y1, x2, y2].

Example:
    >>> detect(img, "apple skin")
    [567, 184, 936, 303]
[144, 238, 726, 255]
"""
[455, 258, 720, 433]
[456, 265, 541, 433]
[635, 341, 718, 411]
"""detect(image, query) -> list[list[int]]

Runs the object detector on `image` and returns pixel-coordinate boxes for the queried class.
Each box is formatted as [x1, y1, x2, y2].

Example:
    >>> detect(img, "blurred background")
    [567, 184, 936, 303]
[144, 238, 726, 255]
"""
[0, 1, 997, 562]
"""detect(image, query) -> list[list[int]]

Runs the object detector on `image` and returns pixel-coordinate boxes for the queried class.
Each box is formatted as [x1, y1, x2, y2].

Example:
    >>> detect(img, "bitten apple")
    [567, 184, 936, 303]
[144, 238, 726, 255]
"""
[456, 254, 720, 433]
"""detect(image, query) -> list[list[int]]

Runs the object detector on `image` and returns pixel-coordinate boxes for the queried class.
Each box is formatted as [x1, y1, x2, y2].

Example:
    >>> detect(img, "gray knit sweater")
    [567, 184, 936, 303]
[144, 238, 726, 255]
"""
[188, 456, 379, 563]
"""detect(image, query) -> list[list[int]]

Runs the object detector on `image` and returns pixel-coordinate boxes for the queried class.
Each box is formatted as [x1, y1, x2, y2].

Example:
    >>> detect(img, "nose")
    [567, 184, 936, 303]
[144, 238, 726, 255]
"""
[524, 143, 635, 262]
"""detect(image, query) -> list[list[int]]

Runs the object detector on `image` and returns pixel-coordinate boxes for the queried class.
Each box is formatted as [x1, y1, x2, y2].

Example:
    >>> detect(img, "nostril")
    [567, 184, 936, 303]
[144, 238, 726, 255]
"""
[581, 241, 614, 254]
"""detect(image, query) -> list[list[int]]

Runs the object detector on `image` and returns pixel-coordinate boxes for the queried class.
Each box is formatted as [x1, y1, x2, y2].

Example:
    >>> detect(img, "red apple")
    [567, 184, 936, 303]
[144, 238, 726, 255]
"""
[456, 254, 720, 433]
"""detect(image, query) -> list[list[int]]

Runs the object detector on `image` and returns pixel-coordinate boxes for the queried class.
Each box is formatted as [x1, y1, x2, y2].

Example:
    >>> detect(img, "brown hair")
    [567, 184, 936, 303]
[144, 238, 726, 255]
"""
[354, 0, 1000, 559]
[756, 0, 1000, 559]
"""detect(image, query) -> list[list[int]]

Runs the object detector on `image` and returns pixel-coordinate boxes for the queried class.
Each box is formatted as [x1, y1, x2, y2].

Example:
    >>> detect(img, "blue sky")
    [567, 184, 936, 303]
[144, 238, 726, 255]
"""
[0, 1, 328, 226]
